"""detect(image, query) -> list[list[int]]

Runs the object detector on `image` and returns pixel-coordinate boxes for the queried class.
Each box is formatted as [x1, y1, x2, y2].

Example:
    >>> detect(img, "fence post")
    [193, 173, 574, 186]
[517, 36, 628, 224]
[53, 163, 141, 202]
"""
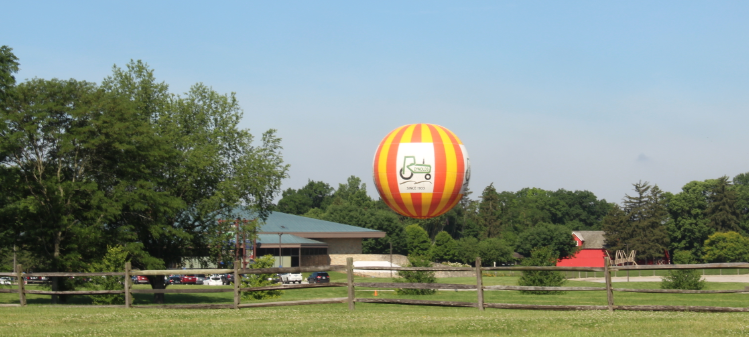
[346, 257, 355, 311]
[233, 260, 240, 310]
[16, 264, 25, 306]
[604, 257, 614, 312]
[124, 262, 131, 308]
[475, 257, 484, 311]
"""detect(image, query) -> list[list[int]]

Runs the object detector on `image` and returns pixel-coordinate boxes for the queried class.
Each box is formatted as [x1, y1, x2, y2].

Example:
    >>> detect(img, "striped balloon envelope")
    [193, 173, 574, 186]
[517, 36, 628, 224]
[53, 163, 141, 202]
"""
[373, 124, 470, 219]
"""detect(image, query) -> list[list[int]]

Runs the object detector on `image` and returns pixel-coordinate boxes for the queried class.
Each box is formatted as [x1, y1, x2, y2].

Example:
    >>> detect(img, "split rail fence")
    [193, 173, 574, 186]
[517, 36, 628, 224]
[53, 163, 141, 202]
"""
[1, 258, 748, 312]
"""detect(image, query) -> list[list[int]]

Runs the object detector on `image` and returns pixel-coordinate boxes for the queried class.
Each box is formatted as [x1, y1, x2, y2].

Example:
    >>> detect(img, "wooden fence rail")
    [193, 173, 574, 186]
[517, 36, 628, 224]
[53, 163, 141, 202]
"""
[4, 258, 749, 312]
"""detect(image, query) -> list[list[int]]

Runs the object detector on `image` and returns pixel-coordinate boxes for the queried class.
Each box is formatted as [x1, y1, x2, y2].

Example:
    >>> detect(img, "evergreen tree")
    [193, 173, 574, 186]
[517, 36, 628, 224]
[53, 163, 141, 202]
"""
[404, 224, 431, 257]
[661, 250, 705, 290]
[517, 247, 566, 294]
[477, 183, 502, 238]
[603, 182, 669, 261]
[707, 176, 741, 233]
[430, 231, 458, 262]
[734, 172, 749, 233]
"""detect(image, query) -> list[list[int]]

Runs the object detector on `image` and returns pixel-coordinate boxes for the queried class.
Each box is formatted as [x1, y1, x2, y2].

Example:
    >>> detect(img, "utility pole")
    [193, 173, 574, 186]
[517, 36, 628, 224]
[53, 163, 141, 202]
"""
[278, 233, 283, 267]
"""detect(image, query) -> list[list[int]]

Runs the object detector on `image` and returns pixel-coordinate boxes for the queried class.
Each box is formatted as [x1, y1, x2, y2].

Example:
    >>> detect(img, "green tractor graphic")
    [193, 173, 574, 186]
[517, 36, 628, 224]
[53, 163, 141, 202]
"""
[399, 156, 432, 180]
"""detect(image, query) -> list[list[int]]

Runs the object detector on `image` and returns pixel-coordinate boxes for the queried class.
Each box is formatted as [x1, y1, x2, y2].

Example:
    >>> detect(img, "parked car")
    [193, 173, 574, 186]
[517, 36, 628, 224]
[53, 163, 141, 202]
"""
[280, 273, 303, 284]
[168, 275, 182, 284]
[181, 275, 198, 284]
[25, 276, 48, 284]
[132, 275, 149, 284]
[204, 274, 224, 286]
[221, 273, 234, 285]
[195, 274, 206, 285]
[307, 272, 330, 284]
[0, 277, 12, 285]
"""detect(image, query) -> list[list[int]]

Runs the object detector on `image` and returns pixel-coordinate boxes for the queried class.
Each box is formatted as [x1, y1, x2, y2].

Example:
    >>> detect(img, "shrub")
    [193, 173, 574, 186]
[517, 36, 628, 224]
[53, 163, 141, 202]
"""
[241, 255, 283, 300]
[395, 255, 436, 295]
[702, 231, 749, 263]
[517, 247, 566, 294]
[661, 250, 705, 290]
[87, 246, 128, 305]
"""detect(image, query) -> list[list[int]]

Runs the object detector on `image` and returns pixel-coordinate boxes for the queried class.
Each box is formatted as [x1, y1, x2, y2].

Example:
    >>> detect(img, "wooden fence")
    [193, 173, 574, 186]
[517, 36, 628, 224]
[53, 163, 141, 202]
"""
[2, 258, 749, 312]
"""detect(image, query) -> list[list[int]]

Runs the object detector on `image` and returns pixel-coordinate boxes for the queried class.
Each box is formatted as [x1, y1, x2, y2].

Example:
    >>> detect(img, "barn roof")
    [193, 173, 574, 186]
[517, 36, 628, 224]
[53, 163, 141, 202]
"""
[573, 231, 605, 249]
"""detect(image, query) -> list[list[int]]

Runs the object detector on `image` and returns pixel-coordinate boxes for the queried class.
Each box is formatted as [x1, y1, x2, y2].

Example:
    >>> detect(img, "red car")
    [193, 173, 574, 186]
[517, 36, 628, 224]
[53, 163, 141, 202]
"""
[133, 276, 149, 284]
[181, 275, 198, 284]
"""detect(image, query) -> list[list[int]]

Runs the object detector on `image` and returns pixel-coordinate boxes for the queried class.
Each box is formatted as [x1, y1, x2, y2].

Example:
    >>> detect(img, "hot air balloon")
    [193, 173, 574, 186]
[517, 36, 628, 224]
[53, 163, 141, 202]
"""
[373, 124, 470, 219]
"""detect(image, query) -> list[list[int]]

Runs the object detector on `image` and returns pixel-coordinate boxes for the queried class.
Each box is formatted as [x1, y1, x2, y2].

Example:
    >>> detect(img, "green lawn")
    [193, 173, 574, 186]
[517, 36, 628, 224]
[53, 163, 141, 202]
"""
[1, 273, 748, 336]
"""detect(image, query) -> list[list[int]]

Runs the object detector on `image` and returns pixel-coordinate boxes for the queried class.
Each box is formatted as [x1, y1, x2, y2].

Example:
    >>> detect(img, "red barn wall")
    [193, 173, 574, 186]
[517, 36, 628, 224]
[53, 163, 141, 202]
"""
[557, 249, 606, 267]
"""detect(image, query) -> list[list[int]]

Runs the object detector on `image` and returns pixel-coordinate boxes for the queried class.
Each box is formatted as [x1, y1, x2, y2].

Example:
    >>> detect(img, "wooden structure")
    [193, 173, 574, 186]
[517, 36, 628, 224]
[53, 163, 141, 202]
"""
[2, 259, 749, 312]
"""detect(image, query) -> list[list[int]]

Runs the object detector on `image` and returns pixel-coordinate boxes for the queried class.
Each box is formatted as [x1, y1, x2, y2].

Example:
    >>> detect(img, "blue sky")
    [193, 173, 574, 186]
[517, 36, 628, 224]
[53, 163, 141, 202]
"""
[4, 1, 748, 204]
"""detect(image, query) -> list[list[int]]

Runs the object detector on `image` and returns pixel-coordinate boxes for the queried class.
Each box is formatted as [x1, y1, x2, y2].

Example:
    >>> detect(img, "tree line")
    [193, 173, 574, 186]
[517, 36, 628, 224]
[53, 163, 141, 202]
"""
[277, 173, 749, 266]
[0, 46, 289, 303]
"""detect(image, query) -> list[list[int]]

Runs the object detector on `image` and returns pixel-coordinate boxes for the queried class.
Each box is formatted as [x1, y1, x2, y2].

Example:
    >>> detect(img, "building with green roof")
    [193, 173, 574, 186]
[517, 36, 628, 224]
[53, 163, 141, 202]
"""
[231, 211, 385, 267]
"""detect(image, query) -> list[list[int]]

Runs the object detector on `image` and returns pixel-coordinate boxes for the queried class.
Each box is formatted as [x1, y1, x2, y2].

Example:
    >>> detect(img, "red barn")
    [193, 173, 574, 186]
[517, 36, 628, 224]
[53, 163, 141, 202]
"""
[557, 231, 606, 267]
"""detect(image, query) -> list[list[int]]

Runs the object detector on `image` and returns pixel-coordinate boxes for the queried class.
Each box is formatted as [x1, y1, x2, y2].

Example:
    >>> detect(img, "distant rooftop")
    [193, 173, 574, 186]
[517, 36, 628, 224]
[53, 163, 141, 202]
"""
[573, 231, 605, 249]
[229, 210, 386, 239]
[256, 234, 327, 246]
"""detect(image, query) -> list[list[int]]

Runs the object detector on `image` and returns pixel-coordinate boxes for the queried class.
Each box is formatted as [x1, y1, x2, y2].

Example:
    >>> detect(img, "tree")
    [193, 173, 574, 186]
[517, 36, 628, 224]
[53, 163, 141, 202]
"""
[101, 61, 288, 303]
[87, 246, 129, 305]
[665, 180, 715, 259]
[516, 222, 577, 259]
[0, 45, 19, 103]
[404, 224, 431, 257]
[455, 237, 480, 265]
[734, 172, 749, 234]
[661, 250, 705, 290]
[603, 182, 670, 262]
[332, 176, 371, 207]
[549, 189, 614, 230]
[702, 232, 749, 263]
[1, 77, 167, 302]
[241, 255, 283, 300]
[430, 231, 458, 262]
[477, 238, 514, 266]
[276, 180, 334, 215]
[395, 255, 436, 295]
[477, 183, 502, 238]
[706, 176, 741, 233]
[517, 247, 566, 294]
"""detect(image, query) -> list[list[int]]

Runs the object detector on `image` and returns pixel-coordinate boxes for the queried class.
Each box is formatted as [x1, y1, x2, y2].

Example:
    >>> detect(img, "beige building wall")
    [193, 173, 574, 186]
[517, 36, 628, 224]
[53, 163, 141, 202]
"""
[300, 254, 330, 267]
[315, 238, 362, 254]
[329, 254, 409, 267]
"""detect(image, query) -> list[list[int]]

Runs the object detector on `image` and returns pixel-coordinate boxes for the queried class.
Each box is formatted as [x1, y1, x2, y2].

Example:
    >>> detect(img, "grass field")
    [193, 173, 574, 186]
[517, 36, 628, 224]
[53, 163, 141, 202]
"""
[2, 272, 749, 336]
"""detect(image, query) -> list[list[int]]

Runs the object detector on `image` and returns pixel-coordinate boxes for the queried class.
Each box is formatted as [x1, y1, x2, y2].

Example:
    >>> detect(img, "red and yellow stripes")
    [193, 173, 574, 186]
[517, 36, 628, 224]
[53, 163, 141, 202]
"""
[373, 124, 467, 219]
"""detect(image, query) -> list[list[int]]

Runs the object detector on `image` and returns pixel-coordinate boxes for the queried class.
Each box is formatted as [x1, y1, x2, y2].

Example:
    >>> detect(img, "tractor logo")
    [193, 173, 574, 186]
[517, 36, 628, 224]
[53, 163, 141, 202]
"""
[399, 156, 432, 180]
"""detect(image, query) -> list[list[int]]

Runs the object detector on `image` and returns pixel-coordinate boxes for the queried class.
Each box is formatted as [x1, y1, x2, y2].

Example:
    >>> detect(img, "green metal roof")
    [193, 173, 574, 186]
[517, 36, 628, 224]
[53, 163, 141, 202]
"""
[256, 234, 326, 246]
[230, 209, 384, 235]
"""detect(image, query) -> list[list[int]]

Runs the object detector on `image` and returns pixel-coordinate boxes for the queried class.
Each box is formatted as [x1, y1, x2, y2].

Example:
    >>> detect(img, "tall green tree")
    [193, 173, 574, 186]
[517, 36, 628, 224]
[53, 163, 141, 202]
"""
[665, 180, 715, 259]
[734, 172, 749, 233]
[477, 183, 502, 238]
[1, 77, 171, 302]
[706, 176, 741, 233]
[100, 61, 288, 303]
[603, 182, 670, 261]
